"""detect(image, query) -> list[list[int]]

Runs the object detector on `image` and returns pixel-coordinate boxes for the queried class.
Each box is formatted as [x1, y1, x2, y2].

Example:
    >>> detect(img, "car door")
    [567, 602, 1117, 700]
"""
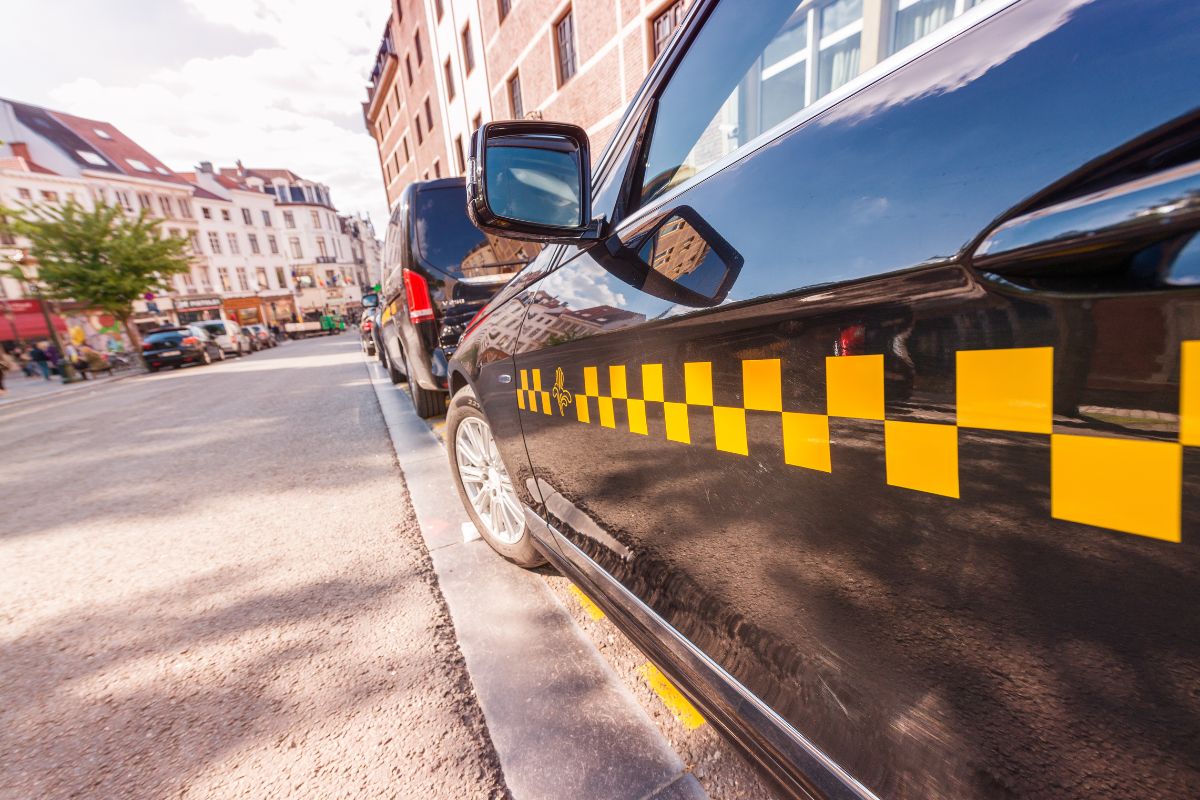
[509, 1, 1200, 798]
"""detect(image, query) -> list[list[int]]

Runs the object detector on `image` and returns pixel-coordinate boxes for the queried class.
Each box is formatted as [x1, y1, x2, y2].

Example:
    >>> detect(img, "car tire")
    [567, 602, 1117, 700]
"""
[402, 346, 447, 418]
[447, 386, 544, 568]
[385, 347, 405, 384]
[201, 350, 212, 365]
[218, 348, 226, 361]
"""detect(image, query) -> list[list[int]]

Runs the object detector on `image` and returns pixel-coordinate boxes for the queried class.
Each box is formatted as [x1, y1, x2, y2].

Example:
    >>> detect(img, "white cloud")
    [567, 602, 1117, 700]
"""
[16, 0, 392, 229]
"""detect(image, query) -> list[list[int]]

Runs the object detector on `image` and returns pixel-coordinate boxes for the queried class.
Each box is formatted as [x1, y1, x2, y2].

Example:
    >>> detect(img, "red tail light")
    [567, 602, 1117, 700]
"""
[362, 319, 373, 332]
[403, 268, 435, 324]
[182, 336, 199, 346]
[142, 342, 152, 350]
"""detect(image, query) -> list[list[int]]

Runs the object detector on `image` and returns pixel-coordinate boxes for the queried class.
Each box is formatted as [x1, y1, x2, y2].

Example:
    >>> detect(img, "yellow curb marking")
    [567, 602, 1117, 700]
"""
[567, 584, 606, 620]
[638, 663, 705, 730]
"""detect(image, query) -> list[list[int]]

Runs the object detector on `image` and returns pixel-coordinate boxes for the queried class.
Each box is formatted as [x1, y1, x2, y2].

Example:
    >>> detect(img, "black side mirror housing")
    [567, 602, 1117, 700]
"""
[361, 292, 380, 308]
[467, 120, 595, 243]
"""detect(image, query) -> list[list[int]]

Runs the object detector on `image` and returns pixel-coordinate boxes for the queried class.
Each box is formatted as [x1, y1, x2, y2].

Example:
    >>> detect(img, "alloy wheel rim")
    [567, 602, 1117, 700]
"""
[455, 416, 523, 545]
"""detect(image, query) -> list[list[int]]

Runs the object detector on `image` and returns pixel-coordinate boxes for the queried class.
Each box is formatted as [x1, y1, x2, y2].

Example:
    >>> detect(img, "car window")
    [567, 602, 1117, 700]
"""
[199, 322, 227, 335]
[635, 0, 991, 208]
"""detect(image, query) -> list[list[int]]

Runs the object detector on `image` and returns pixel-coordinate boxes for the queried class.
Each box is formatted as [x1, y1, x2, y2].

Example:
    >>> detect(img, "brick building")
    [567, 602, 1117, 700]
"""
[363, 3, 454, 212]
[364, 0, 690, 212]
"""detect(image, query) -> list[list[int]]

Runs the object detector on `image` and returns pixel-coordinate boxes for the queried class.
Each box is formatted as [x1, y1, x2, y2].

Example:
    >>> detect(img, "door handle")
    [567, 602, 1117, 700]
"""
[498, 373, 512, 384]
[974, 159, 1200, 275]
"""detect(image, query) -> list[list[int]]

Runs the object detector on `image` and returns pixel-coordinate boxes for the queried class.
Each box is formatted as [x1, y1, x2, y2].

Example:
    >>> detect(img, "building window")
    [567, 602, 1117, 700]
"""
[455, 135, 466, 174]
[241, 207, 252, 225]
[892, 0, 983, 54]
[289, 237, 303, 258]
[127, 158, 153, 173]
[393, 152, 400, 173]
[508, 71, 523, 119]
[227, 233, 241, 254]
[41, 190, 60, 203]
[414, 31, 423, 65]
[268, 234, 279, 254]
[415, 115, 424, 145]
[218, 268, 231, 292]
[201, 206, 212, 220]
[181, 270, 194, 289]
[248, 233, 261, 254]
[178, 198, 193, 218]
[284, 211, 295, 228]
[159, 196, 173, 218]
[256, 266, 269, 289]
[435, 0, 444, 19]
[405, 54, 414, 85]
[444, 58, 455, 101]
[424, 97, 434, 130]
[311, 210, 321, 228]
[403, 137, 411, 162]
[434, 160, 441, 178]
[220, 208, 231, 221]
[275, 266, 286, 286]
[115, 191, 134, 211]
[189, 231, 202, 253]
[498, 0, 511, 22]
[137, 193, 152, 210]
[262, 209, 272, 226]
[555, 10, 577, 85]
[652, 0, 687, 59]
[472, 113, 482, 134]
[461, 24, 475, 74]
[208, 231, 222, 254]
[317, 237, 328, 258]
[385, 103, 393, 128]
[236, 267, 250, 291]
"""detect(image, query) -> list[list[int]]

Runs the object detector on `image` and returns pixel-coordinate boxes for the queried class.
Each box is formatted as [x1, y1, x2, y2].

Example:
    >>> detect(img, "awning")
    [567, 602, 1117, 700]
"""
[0, 299, 68, 342]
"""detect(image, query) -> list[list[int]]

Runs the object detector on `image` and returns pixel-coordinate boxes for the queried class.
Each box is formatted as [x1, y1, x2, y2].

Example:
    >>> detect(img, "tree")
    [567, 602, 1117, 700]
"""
[0, 200, 191, 362]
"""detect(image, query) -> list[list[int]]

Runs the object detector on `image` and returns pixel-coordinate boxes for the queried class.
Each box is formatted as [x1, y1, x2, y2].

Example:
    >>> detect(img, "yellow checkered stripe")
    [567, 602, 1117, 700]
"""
[517, 367, 553, 415]
[520, 345, 1199, 544]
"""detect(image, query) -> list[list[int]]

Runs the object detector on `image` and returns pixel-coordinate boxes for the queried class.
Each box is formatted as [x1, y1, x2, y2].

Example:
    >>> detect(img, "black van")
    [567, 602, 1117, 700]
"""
[379, 177, 540, 416]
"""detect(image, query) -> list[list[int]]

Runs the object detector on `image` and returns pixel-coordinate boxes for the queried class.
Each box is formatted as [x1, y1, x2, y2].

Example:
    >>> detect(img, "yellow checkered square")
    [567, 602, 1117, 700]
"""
[743, 359, 782, 412]
[684, 362, 713, 406]
[642, 364, 664, 402]
[957, 347, 1052, 434]
[827, 355, 884, 420]
[884, 421, 959, 498]
[627, 398, 648, 435]
[664, 401, 690, 443]
[713, 406, 748, 455]
[610, 365, 628, 399]
[782, 412, 830, 472]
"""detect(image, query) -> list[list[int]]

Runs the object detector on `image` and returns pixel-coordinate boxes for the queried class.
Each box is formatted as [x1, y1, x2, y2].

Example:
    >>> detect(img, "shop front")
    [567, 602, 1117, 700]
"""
[175, 295, 223, 324]
[259, 291, 297, 325]
[222, 295, 265, 326]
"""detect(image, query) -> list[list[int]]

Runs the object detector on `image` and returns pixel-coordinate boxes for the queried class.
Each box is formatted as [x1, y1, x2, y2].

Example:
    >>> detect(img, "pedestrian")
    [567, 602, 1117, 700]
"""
[0, 348, 13, 395]
[29, 342, 51, 380]
[66, 342, 89, 380]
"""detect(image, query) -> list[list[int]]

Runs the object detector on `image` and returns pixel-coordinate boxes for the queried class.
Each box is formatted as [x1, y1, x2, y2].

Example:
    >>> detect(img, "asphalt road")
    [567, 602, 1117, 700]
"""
[0, 336, 507, 799]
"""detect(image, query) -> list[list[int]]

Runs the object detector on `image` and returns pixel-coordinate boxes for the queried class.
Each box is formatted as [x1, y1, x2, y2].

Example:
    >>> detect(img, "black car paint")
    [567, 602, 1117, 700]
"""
[450, 1, 1200, 798]
[142, 326, 221, 369]
[380, 178, 539, 394]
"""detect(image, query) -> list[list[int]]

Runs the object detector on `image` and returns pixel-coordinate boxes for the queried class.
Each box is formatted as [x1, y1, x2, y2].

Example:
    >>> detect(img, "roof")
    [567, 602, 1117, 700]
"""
[219, 166, 303, 183]
[0, 156, 56, 175]
[1, 97, 183, 184]
[191, 184, 225, 201]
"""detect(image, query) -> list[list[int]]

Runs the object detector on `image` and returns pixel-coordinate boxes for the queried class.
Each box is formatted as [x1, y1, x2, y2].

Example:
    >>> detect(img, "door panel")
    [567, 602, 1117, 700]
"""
[511, 1, 1200, 798]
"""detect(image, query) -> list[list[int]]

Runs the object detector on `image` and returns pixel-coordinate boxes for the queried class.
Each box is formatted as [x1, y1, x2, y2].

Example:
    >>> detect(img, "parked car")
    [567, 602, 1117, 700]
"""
[359, 294, 381, 357]
[243, 323, 277, 350]
[142, 326, 223, 372]
[447, 2, 1200, 798]
[197, 319, 252, 356]
[379, 177, 540, 417]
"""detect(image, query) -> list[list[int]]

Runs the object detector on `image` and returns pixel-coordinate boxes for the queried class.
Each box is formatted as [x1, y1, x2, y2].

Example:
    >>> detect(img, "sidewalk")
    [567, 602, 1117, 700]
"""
[0, 368, 143, 408]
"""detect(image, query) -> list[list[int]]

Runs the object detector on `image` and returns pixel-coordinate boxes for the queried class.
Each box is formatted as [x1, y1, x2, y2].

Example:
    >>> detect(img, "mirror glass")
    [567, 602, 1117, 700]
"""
[626, 208, 743, 306]
[484, 134, 583, 228]
[360, 292, 379, 308]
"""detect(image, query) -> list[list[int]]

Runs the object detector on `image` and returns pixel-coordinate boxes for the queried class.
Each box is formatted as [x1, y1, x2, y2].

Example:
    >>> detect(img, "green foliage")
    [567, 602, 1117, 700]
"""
[0, 200, 191, 321]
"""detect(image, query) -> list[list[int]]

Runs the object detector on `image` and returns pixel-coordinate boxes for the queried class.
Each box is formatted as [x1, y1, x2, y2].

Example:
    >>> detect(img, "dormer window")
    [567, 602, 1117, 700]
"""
[94, 128, 112, 140]
[155, 166, 171, 176]
[77, 150, 107, 166]
[126, 158, 153, 172]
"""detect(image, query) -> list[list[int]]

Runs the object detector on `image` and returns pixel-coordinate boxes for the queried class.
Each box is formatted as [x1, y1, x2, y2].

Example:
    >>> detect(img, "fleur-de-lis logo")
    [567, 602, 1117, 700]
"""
[551, 367, 573, 416]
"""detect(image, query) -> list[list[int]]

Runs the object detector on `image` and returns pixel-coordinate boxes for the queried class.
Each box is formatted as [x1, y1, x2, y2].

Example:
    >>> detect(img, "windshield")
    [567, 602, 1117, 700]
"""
[145, 330, 185, 344]
[199, 323, 227, 336]
[414, 186, 533, 277]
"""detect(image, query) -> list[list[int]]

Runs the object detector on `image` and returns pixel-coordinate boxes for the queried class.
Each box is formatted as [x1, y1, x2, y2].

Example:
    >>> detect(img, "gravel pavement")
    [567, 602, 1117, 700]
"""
[0, 336, 508, 800]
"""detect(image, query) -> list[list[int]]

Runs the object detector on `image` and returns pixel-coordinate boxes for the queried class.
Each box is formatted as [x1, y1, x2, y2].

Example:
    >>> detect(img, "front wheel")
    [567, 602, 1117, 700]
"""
[447, 387, 544, 567]
[201, 350, 212, 365]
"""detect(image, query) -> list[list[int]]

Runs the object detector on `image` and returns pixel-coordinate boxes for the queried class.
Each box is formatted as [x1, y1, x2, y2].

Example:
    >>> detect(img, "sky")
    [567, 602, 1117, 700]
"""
[2, 0, 392, 229]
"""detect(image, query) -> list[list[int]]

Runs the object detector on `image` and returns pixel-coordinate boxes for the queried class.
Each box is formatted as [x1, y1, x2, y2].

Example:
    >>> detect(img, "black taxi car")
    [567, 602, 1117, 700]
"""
[447, 1, 1200, 798]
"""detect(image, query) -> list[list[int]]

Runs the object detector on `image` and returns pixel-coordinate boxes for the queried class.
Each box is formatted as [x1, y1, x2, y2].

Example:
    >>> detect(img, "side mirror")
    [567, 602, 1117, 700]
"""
[361, 292, 379, 308]
[595, 206, 743, 308]
[467, 120, 594, 242]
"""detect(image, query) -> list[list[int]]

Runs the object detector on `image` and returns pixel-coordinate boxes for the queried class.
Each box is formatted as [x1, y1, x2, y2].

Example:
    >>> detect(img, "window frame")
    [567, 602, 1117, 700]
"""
[462, 24, 476, 74]
[508, 71, 524, 120]
[554, 9, 577, 86]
